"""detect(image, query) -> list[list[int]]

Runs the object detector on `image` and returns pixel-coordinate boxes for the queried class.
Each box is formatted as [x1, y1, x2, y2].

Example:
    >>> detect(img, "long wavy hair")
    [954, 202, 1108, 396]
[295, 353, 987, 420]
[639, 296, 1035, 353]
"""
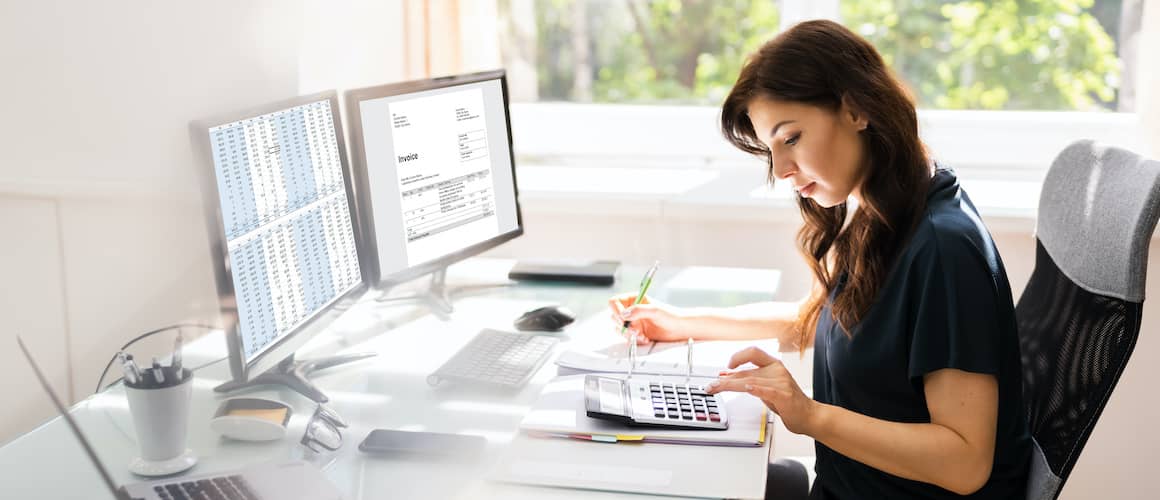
[721, 20, 932, 349]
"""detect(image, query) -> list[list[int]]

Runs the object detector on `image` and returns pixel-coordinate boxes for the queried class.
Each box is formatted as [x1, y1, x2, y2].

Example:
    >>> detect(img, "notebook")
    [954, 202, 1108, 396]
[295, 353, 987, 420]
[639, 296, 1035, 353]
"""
[518, 374, 768, 447]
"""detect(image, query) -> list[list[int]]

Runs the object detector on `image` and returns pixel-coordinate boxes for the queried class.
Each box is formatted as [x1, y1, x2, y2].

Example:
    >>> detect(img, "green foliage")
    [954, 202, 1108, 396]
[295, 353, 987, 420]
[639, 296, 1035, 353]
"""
[534, 0, 780, 104]
[527, 0, 1121, 110]
[842, 0, 1120, 110]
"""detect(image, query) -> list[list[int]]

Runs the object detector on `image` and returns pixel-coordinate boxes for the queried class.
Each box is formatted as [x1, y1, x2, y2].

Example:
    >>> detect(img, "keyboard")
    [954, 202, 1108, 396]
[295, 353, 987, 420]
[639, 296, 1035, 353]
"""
[427, 329, 559, 388]
[152, 475, 257, 500]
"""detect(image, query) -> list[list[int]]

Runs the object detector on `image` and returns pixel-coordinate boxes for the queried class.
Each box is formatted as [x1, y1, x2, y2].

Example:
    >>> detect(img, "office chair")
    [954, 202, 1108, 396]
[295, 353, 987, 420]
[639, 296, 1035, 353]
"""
[1015, 140, 1160, 500]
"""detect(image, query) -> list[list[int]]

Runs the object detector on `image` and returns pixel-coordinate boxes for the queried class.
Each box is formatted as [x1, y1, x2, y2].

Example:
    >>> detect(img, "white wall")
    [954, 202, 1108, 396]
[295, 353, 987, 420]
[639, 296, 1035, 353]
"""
[1141, 1, 1160, 158]
[0, 0, 408, 445]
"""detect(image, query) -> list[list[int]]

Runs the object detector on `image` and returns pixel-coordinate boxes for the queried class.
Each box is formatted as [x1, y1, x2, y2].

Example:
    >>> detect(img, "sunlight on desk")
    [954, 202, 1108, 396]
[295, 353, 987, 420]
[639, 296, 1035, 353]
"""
[85, 393, 130, 412]
[506, 460, 674, 488]
[324, 390, 393, 406]
[458, 428, 516, 444]
[439, 401, 531, 417]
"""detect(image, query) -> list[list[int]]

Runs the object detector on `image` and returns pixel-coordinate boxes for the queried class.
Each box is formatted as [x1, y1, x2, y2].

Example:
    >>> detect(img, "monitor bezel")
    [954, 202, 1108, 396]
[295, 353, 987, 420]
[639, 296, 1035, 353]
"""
[189, 90, 369, 383]
[344, 69, 525, 288]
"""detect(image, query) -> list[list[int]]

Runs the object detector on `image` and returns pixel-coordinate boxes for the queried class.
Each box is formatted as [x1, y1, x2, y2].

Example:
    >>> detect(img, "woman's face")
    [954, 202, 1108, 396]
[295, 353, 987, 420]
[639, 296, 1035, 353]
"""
[746, 96, 868, 208]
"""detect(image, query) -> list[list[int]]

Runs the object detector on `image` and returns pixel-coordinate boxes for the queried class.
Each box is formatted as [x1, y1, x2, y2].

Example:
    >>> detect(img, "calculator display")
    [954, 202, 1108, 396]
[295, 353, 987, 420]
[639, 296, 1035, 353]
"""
[598, 378, 625, 414]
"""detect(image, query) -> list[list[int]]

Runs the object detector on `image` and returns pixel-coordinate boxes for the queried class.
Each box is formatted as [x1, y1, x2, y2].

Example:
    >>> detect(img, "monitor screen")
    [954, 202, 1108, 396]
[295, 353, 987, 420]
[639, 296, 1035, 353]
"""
[205, 97, 362, 362]
[351, 73, 521, 283]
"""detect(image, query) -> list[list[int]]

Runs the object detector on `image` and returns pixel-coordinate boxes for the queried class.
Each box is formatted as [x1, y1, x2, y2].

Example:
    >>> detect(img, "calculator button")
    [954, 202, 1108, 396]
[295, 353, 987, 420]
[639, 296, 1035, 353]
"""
[681, 414, 693, 420]
[695, 413, 707, 421]
[667, 411, 679, 419]
[655, 411, 666, 418]
[709, 414, 721, 422]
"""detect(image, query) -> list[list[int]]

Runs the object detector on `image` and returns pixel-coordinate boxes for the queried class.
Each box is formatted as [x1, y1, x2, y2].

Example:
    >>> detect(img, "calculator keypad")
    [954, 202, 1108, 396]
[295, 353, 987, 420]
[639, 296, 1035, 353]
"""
[631, 380, 727, 429]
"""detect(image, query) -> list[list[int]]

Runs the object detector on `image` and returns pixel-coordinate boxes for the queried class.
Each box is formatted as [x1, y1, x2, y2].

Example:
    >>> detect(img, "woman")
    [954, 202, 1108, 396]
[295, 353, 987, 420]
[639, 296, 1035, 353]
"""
[610, 20, 1031, 499]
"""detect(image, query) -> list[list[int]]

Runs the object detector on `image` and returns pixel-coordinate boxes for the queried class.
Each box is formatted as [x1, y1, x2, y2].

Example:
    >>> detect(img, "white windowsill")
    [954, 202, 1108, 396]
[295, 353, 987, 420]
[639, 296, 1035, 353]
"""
[516, 165, 1042, 235]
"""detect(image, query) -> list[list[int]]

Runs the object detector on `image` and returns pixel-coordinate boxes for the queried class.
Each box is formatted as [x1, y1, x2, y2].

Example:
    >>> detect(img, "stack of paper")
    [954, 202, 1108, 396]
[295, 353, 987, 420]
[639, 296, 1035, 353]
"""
[518, 374, 768, 447]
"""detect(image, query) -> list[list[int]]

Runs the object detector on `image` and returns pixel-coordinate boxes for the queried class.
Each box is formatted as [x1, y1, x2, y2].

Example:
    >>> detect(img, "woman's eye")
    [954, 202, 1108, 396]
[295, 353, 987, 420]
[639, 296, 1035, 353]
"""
[784, 133, 800, 146]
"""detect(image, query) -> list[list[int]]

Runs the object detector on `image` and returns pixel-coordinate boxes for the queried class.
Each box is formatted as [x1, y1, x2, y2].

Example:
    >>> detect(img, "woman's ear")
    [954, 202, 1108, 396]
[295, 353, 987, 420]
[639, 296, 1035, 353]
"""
[840, 94, 869, 132]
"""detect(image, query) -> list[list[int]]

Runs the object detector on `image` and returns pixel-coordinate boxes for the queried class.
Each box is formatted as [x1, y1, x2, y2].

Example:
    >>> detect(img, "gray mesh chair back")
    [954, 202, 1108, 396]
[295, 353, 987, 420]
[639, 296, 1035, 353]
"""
[1016, 140, 1160, 500]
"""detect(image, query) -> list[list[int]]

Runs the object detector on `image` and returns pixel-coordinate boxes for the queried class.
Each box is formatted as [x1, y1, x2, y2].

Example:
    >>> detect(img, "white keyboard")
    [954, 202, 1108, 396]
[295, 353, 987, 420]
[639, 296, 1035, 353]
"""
[427, 329, 559, 388]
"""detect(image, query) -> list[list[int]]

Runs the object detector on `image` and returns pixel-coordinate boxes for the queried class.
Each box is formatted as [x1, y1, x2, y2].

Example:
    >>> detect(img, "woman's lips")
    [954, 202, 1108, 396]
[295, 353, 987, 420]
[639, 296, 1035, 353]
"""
[798, 181, 817, 197]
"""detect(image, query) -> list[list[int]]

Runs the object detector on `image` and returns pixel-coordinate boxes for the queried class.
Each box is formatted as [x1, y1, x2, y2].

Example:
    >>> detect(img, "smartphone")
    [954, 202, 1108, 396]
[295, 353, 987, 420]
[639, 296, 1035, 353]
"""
[358, 429, 486, 456]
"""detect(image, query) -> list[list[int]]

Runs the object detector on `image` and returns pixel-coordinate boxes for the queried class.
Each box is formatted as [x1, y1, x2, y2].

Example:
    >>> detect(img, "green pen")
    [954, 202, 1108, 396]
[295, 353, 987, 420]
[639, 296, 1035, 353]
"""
[623, 260, 660, 378]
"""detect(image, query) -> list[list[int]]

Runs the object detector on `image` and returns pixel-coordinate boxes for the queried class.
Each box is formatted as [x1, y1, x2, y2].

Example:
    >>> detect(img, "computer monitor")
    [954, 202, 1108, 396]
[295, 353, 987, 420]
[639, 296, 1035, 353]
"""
[345, 70, 524, 313]
[191, 91, 375, 402]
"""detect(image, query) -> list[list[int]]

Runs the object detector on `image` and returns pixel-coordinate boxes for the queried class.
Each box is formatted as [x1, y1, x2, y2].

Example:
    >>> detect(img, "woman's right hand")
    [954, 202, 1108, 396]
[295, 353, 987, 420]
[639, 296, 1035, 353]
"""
[608, 293, 689, 344]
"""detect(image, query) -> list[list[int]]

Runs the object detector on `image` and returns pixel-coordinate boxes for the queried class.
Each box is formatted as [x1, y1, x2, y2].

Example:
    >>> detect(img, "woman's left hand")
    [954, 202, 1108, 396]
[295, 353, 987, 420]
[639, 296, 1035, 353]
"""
[705, 346, 819, 435]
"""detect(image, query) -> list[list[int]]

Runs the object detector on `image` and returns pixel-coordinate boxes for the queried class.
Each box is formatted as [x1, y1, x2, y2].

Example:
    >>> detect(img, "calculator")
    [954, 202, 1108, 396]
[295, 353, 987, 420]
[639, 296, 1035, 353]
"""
[583, 374, 728, 430]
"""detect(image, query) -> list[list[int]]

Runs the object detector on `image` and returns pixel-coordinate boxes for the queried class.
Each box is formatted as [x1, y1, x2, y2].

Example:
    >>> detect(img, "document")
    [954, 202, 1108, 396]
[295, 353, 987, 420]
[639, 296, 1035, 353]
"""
[388, 87, 499, 265]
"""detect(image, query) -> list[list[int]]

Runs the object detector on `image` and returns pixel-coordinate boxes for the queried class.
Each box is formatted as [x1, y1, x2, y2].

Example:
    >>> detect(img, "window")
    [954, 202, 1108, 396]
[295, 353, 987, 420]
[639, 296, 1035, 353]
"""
[490, 0, 1147, 214]
[498, 0, 1139, 112]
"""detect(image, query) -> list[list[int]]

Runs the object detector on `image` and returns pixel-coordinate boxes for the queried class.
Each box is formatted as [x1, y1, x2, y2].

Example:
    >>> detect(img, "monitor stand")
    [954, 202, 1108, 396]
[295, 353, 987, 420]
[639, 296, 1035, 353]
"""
[375, 268, 513, 319]
[214, 352, 375, 403]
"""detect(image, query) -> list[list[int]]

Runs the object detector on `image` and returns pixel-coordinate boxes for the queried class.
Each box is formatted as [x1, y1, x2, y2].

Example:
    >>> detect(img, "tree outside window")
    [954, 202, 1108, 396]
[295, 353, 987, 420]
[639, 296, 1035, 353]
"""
[498, 0, 1139, 111]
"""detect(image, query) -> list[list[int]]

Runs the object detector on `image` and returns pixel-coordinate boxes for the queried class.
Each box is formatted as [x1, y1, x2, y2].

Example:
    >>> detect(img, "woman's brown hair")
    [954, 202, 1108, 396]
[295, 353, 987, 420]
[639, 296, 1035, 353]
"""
[721, 20, 931, 349]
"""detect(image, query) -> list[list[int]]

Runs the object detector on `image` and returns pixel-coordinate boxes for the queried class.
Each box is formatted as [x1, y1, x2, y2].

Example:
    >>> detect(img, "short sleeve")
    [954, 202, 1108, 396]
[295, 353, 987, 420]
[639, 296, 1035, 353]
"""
[906, 226, 1004, 381]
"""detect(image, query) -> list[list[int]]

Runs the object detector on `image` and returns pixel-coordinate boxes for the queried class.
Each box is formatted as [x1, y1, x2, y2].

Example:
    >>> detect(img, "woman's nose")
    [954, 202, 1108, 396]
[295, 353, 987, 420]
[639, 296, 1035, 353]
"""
[771, 154, 795, 180]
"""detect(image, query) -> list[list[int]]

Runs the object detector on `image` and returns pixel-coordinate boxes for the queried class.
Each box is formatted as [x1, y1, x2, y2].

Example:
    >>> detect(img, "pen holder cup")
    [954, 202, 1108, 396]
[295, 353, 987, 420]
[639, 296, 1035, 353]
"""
[124, 368, 197, 476]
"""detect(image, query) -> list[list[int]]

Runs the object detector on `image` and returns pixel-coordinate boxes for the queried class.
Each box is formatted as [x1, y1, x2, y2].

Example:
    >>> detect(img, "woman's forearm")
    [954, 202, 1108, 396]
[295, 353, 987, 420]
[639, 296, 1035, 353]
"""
[679, 300, 807, 349]
[805, 404, 993, 495]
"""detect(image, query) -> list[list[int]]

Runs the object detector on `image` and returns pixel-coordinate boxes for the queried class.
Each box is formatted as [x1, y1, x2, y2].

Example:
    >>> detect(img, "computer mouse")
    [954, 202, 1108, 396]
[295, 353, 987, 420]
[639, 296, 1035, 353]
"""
[514, 305, 576, 332]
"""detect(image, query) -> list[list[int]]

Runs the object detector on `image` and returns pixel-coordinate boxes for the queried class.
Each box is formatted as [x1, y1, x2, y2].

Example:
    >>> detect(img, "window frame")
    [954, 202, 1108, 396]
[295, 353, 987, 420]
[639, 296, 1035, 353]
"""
[510, 102, 1144, 180]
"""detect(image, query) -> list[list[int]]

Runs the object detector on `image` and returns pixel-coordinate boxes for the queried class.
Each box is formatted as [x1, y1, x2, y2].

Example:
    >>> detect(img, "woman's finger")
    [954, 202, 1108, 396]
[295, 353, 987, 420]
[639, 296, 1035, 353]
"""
[705, 376, 758, 394]
[608, 297, 627, 315]
[727, 347, 780, 369]
[718, 366, 763, 380]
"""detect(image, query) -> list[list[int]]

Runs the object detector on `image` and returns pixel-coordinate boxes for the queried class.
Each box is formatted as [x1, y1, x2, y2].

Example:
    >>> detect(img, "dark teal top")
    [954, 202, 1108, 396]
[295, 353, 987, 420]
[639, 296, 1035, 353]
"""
[812, 168, 1031, 499]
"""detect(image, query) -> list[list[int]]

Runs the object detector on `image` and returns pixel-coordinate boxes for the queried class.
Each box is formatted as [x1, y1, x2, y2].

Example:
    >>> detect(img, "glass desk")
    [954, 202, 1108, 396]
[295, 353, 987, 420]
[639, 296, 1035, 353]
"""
[0, 259, 782, 499]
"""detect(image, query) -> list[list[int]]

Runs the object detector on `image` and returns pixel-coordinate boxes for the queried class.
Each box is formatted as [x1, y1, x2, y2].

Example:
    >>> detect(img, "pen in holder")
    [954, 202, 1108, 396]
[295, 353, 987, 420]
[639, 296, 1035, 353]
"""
[123, 364, 198, 477]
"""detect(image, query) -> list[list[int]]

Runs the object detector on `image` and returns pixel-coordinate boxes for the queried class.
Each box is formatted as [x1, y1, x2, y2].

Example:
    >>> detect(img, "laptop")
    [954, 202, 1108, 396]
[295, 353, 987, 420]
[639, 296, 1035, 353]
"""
[16, 336, 343, 500]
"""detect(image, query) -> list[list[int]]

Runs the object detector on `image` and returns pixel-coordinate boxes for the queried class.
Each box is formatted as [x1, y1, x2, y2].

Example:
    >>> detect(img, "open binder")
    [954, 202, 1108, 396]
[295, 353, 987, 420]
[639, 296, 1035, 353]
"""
[555, 337, 781, 378]
[519, 374, 769, 447]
